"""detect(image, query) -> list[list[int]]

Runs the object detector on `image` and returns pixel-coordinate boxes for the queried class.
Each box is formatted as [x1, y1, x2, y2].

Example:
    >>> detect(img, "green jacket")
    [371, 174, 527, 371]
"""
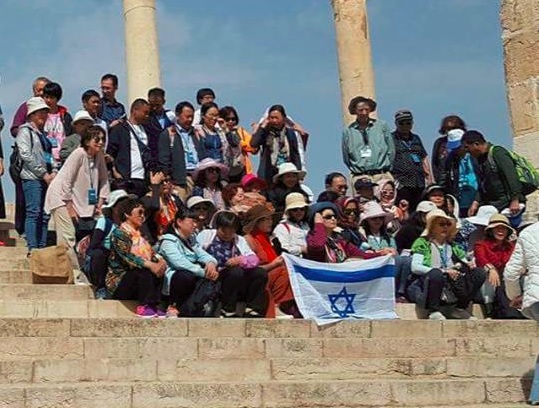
[342, 119, 395, 174]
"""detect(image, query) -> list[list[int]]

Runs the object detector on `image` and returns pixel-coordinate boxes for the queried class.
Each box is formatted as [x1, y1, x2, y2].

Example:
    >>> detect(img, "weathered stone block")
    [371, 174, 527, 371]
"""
[323, 338, 456, 358]
[246, 319, 311, 338]
[0, 318, 70, 337]
[132, 383, 262, 408]
[486, 378, 531, 403]
[506, 80, 539, 135]
[455, 338, 531, 357]
[71, 318, 188, 337]
[442, 320, 539, 338]
[83, 337, 197, 359]
[371, 320, 442, 338]
[188, 318, 245, 338]
[198, 338, 265, 359]
[0, 386, 24, 408]
[447, 357, 535, 378]
[391, 379, 486, 406]
[0, 337, 83, 360]
[310, 320, 370, 338]
[25, 384, 132, 408]
[504, 34, 539, 85]
[0, 361, 33, 383]
[265, 338, 323, 358]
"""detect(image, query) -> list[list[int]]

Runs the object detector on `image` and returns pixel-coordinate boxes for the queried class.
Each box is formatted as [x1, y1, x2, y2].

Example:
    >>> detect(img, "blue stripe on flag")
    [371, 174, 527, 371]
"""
[293, 264, 395, 283]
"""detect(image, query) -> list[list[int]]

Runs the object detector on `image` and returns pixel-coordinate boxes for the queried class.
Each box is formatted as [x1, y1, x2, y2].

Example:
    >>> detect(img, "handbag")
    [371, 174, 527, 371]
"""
[30, 243, 74, 284]
[180, 279, 222, 317]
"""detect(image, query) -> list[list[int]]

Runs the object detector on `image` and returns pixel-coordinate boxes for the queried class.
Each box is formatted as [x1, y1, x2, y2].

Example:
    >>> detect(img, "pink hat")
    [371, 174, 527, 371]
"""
[241, 173, 268, 190]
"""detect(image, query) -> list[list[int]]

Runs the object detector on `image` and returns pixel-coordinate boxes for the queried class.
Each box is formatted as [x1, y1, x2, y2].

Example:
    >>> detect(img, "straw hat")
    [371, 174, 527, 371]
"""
[186, 196, 215, 210]
[191, 158, 229, 181]
[465, 205, 498, 226]
[416, 201, 437, 214]
[485, 214, 516, 236]
[272, 163, 306, 184]
[359, 201, 393, 224]
[26, 97, 50, 116]
[284, 192, 309, 213]
[243, 205, 275, 234]
[421, 209, 456, 237]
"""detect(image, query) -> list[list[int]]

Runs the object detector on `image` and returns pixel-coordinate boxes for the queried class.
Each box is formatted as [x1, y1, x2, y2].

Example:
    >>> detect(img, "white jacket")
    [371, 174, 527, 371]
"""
[504, 222, 539, 310]
[273, 219, 309, 257]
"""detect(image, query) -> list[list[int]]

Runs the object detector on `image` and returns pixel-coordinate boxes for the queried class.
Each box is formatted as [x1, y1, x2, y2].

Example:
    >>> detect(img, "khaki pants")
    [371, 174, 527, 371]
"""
[51, 206, 80, 276]
[350, 172, 394, 195]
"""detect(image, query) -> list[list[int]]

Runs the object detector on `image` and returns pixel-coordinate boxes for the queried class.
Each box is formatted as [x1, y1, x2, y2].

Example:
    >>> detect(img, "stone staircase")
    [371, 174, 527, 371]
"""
[0, 243, 535, 407]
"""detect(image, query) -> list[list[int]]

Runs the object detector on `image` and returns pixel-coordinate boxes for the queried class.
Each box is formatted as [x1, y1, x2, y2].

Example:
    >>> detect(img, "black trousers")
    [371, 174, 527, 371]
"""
[220, 266, 268, 314]
[414, 268, 486, 312]
[87, 248, 109, 289]
[169, 269, 199, 306]
[112, 268, 162, 305]
[396, 186, 425, 213]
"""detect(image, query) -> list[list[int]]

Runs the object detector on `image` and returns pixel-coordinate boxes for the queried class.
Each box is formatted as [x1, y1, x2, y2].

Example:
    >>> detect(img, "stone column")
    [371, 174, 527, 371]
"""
[501, 0, 539, 219]
[123, 0, 161, 104]
[331, 0, 376, 125]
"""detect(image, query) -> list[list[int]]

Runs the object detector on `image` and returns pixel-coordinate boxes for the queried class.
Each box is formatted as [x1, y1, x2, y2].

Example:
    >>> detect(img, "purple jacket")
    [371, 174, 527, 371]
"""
[10, 102, 27, 137]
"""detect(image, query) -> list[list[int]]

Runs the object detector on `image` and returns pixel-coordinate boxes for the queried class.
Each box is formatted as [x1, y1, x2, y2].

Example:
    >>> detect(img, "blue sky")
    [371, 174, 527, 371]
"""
[0, 0, 510, 201]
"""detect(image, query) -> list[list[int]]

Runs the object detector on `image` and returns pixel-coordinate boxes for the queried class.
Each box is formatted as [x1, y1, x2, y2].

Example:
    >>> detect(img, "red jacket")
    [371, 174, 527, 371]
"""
[306, 223, 379, 263]
[474, 238, 515, 271]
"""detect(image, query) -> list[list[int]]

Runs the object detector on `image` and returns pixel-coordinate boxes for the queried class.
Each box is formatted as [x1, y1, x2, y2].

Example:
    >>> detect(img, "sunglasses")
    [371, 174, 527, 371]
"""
[436, 221, 452, 227]
[206, 167, 220, 174]
[225, 117, 237, 122]
[322, 214, 337, 220]
[92, 136, 105, 143]
[289, 207, 306, 212]
[343, 209, 357, 216]
[381, 190, 394, 195]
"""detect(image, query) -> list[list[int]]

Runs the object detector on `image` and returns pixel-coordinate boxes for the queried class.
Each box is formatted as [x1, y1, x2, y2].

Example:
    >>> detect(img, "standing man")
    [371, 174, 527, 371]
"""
[143, 87, 175, 162]
[193, 88, 215, 126]
[98, 74, 125, 129]
[462, 130, 526, 226]
[342, 96, 395, 193]
[391, 109, 432, 211]
[81, 89, 108, 135]
[106, 99, 153, 197]
[10, 76, 50, 137]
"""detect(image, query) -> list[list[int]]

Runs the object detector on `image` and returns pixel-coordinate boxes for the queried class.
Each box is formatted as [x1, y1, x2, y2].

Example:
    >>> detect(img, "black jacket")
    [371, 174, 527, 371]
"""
[106, 122, 154, 181]
[250, 126, 302, 183]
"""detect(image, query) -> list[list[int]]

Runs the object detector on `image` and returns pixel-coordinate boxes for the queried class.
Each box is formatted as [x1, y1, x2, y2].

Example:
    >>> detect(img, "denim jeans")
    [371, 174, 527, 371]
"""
[22, 179, 50, 251]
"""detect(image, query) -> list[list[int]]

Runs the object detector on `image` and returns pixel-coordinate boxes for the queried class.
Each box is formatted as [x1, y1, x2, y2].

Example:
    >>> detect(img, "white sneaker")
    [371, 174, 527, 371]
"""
[75, 272, 91, 286]
[429, 311, 446, 320]
[275, 306, 294, 320]
[450, 308, 472, 320]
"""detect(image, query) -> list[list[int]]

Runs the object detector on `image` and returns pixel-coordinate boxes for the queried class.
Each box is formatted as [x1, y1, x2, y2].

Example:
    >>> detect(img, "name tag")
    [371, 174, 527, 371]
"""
[48, 137, 58, 148]
[88, 189, 97, 205]
[410, 153, 421, 163]
[360, 147, 372, 158]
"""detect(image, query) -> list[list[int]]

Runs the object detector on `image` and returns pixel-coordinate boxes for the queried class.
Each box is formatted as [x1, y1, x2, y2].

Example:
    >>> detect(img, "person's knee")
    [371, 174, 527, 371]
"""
[471, 267, 487, 284]
[428, 268, 444, 282]
[250, 267, 268, 284]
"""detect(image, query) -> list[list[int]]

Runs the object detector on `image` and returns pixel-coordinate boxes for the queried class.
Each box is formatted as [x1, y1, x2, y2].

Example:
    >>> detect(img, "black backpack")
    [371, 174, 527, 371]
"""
[9, 129, 33, 184]
[180, 279, 221, 317]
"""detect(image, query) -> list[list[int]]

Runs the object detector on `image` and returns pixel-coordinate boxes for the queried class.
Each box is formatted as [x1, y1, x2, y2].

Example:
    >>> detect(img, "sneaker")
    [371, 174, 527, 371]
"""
[136, 304, 157, 318]
[155, 308, 167, 319]
[450, 308, 472, 320]
[275, 306, 294, 320]
[75, 272, 91, 286]
[244, 307, 263, 318]
[166, 305, 179, 319]
[220, 309, 239, 318]
[428, 311, 446, 320]
[95, 288, 108, 300]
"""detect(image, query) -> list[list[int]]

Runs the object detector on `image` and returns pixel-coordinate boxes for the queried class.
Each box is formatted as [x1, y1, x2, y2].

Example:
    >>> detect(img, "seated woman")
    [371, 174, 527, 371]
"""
[194, 102, 228, 163]
[222, 183, 248, 213]
[306, 202, 379, 263]
[395, 201, 437, 254]
[106, 197, 167, 318]
[197, 211, 268, 317]
[141, 172, 183, 243]
[266, 162, 309, 216]
[359, 201, 411, 302]
[334, 196, 364, 249]
[244, 205, 297, 318]
[273, 193, 310, 257]
[156, 207, 218, 317]
[409, 209, 486, 320]
[86, 189, 128, 299]
[186, 196, 216, 233]
[191, 158, 228, 211]
[474, 214, 522, 319]
[377, 179, 406, 231]
[504, 221, 539, 321]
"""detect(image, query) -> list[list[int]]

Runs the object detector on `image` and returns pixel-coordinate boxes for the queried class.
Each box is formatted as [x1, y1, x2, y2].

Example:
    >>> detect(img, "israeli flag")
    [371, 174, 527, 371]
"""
[282, 253, 398, 326]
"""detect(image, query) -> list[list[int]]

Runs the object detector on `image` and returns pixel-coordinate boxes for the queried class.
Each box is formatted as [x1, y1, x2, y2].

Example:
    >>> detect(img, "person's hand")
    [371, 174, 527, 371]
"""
[446, 269, 461, 281]
[314, 213, 324, 224]
[0, 159, 4, 177]
[509, 199, 521, 215]
[150, 171, 165, 185]
[104, 154, 114, 164]
[488, 268, 501, 287]
[510, 295, 523, 309]
[398, 199, 409, 212]
[225, 256, 242, 267]
[205, 263, 219, 281]
[380, 248, 397, 256]
[259, 118, 269, 129]
[217, 117, 227, 131]
[468, 201, 479, 217]
[43, 173, 55, 185]
[112, 167, 123, 180]
[293, 123, 307, 136]
[94, 203, 103, 217]
[148, 261, 165, 277]
[109, 119, 123, 128]
[66, 201, 78, 221]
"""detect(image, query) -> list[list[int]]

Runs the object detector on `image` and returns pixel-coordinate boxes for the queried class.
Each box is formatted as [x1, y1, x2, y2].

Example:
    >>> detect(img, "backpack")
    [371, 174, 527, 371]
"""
[9, 133, 33, 184]
[488, 146, 539, 196]
[180, 279, 221, 317]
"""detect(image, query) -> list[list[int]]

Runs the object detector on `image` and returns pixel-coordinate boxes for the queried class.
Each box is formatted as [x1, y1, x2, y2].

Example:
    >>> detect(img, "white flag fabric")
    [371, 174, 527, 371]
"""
[282, 253, 398, 326]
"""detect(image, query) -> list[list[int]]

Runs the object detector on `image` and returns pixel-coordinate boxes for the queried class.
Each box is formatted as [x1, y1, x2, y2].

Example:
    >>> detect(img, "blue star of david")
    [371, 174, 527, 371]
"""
[328, 286, 356, 318]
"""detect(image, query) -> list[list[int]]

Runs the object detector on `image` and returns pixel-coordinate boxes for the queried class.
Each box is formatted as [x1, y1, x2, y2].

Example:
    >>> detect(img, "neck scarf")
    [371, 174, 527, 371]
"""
[251, 228, 278, 262]
[121, 222, 153, 261]
[268, 127, 290, 167]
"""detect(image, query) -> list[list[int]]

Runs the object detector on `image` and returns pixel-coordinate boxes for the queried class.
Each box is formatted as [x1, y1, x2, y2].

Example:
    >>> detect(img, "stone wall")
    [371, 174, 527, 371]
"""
[501, 0, 539, 221]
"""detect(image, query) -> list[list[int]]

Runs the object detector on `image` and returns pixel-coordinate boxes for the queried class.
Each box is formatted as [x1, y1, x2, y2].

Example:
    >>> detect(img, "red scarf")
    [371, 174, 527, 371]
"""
[251, 229, 278, 262]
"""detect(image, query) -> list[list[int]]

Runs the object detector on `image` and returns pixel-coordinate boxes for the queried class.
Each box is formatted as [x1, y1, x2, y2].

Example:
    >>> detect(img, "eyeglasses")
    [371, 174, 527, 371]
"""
[322, 214, 337, 220]
[92, 136, 105, 143]
[436, 221, 452, 227]
[381, 190, 394, 195]
[225, 117, 237, 122]
[206, 168, 219, 174]
[343, 209, 357, 216]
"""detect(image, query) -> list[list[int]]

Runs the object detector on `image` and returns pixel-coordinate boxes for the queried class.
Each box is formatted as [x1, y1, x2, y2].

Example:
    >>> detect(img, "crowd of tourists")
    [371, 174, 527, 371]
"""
[0, 74, 538, 320]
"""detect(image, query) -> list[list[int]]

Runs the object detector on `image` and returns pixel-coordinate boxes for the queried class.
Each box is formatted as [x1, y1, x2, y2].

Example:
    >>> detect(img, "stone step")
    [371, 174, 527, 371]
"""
[0, 356, 535, 384]
[0, 378, 531, 407]
[0, 318, 537, 339]
[0, 300, 136, 318]
[0, 334, 535, 361]
[0, 284, 94, 300]
[0, 270, 31, 284]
